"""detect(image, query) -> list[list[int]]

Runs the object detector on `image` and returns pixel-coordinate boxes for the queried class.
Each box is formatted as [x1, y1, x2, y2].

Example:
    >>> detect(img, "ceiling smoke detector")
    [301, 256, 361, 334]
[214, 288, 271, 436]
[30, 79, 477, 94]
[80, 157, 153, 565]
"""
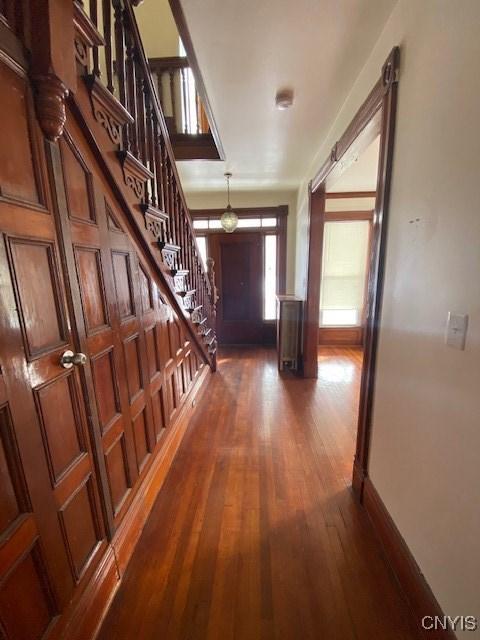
[275, 88, 294, 110]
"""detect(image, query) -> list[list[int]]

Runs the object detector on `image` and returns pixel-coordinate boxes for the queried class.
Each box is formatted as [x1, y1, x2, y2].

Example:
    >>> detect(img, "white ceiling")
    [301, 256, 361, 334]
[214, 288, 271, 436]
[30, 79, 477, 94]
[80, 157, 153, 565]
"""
[176, 0, 396, 192]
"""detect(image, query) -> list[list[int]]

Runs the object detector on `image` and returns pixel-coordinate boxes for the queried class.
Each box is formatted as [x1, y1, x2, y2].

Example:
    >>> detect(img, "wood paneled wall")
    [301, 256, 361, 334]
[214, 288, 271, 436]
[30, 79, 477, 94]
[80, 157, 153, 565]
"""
[0, 39, 209, 640]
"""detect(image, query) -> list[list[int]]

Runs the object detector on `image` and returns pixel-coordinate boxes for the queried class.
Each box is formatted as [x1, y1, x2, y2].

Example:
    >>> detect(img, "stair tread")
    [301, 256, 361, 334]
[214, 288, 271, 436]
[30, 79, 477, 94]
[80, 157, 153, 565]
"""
[179, 289, 196, 297]
[187, 304, 202, 314]
[140, 203, 169, 221]
[158, 241, 181, 252]
[170, 268, 189, 277]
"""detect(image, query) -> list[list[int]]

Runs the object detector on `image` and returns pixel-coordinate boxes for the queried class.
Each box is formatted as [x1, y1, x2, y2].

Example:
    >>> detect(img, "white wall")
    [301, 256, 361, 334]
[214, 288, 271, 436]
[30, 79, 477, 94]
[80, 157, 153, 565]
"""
[135, 0, 179, 59]
[294, 1, 480, 635]
[186, 189, 298, 293]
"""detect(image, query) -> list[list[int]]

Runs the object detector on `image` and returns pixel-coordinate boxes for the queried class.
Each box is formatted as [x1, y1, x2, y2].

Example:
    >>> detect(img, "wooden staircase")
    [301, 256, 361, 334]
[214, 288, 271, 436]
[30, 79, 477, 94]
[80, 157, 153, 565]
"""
[73, 0, 217, 369]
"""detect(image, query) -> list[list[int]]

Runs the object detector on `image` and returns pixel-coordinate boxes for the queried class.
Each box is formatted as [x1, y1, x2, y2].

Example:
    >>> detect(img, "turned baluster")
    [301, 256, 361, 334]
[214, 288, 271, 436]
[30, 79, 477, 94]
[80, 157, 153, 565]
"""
[102, 0, 114, 92]
[145, 94, 157, 207]
[136, 71, 147, 165]
[125, 27, 138, 156]
[173, 186, 181, 259]
[169, 69, 177, 133]
[163, 151, 173, 243]
[89, 0, 100, 77]
[180, 67, 188, 134]
[195, 90, 200, 134]
[154, 125, 166, 214]
[113, 1, 127, 114]
[154, 124, 165, 213]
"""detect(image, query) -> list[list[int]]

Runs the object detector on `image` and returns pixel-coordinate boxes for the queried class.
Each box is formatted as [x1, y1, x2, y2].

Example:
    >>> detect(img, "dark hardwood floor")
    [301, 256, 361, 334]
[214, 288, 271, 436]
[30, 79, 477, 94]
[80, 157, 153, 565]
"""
[98, 346, 420, 640]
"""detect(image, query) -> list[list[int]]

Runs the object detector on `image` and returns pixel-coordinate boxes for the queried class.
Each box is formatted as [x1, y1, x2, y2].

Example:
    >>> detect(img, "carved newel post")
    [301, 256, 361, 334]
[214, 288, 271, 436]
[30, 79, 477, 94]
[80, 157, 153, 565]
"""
[206, 257, 218, 371]
[206, 257, 219, 314]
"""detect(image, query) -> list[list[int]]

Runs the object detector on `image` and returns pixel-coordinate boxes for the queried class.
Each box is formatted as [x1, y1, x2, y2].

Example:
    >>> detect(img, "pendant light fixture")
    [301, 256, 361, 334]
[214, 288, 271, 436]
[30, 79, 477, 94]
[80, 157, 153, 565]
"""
[221, 172, 238, 233]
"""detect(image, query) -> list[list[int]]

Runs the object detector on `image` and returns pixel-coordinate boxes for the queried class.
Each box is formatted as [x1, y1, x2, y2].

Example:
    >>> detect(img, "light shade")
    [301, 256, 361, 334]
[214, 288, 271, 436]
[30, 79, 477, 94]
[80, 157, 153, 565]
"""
[221, 205, 238, 233]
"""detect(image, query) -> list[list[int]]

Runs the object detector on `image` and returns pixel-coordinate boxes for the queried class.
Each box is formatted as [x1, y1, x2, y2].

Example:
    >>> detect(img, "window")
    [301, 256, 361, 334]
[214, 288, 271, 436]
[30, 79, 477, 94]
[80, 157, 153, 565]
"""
[319, 221, 370, 327]
[264, 235, 277, 320]
[196, 236, 207, 269]
[193, 219, 208, 229]
[261, 218, 277, 227]
[237, 218, 261, 228]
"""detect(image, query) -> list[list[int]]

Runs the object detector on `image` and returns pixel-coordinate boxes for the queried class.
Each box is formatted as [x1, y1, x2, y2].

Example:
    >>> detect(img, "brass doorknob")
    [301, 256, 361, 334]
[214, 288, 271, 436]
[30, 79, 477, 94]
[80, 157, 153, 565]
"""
[60, 350, 87, 369]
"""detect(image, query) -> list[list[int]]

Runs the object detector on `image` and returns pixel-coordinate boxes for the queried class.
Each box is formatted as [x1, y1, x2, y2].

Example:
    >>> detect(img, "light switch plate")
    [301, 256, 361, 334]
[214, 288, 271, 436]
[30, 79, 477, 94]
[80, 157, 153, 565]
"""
[446, 312, 468, 350]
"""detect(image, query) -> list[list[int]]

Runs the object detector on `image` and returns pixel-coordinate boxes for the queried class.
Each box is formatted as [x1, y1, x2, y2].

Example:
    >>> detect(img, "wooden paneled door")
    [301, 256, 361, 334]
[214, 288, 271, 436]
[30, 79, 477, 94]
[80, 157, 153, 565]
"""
[48, 116, 202, 536]
[209, 233, 263, 344]
[49, 126, 168, 534]
[0, 61, 108, 639]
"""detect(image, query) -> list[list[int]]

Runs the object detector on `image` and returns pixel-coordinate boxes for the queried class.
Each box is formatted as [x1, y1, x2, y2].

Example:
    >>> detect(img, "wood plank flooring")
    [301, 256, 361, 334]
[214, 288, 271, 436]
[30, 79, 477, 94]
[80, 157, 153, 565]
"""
[98, 346, 420, 640]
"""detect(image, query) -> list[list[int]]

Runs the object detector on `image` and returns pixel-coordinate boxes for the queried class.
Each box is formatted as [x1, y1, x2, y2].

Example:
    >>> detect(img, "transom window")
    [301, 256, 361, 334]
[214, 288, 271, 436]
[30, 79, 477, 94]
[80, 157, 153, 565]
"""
[193, 217, 277, 230]
[192, 208, 286, 321]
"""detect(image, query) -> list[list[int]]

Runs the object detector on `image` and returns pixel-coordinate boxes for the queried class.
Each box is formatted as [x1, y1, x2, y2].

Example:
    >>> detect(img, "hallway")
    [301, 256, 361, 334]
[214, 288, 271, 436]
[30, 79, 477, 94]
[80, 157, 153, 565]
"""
[98, 347, 419, 640]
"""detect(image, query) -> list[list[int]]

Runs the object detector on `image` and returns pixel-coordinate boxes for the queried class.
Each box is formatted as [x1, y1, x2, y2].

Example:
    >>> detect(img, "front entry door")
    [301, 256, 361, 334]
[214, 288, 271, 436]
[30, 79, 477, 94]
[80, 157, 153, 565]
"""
[209, 233, 263, 344]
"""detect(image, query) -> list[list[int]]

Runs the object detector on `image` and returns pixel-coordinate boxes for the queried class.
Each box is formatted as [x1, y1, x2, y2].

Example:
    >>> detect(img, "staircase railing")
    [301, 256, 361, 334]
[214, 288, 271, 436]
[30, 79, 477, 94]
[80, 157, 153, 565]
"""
[73, 0, 217, 366]
[148, 56, 210, 136]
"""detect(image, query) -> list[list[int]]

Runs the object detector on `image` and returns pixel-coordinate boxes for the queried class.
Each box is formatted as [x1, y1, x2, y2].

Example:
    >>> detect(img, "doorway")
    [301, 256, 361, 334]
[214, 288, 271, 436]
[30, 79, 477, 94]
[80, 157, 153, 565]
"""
[191, 206, 288, 345]
[302, 47, 399, 498]
[210, 232, 263, 344]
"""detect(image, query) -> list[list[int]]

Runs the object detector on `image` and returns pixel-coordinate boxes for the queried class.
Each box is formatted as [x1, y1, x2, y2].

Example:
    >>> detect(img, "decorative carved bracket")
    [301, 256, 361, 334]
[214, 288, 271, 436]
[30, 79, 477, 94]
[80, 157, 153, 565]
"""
[191, 308, 204, 325]
[141, 203, 168, 240]
[85, 75, 133, 146]
[181, 291, 196, 311]
[73, 1, 104, 69]
[33, 75, 69, 141]
[117, 150, 153, 200]
[157, 241, 180, 271]
[173, 272, 189, 292]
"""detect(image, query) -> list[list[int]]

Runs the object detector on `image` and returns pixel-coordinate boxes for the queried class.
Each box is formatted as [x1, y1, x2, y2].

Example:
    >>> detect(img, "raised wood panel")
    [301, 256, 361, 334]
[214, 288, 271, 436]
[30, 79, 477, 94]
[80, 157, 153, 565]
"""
[8, 238, 66, 358]
[0, 404, 29, 536]
[59, 477, 101, 582]
[138, 265, 153, 313]
[155, 314, 171, 370]
[151, 387, 166, 442]
[74, 247, 109, 334]
[144, 326, 160, 381]
[0, 432, 20, 535]
[104, 435, 130, 516]
[168, 318, 181, 357]
[61, 136, 95, 224]
[106, 204, 123, 234]
[0, 542, 56, 640]
[112, 251, 135, 321]
[123, 334, 143, 403]
[165, 372, 177, 421]
[34, 372, 86, 485]
[131, 409, 150, 473]
[91, 349, 121, 434]
[0, 62, 39, 206]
